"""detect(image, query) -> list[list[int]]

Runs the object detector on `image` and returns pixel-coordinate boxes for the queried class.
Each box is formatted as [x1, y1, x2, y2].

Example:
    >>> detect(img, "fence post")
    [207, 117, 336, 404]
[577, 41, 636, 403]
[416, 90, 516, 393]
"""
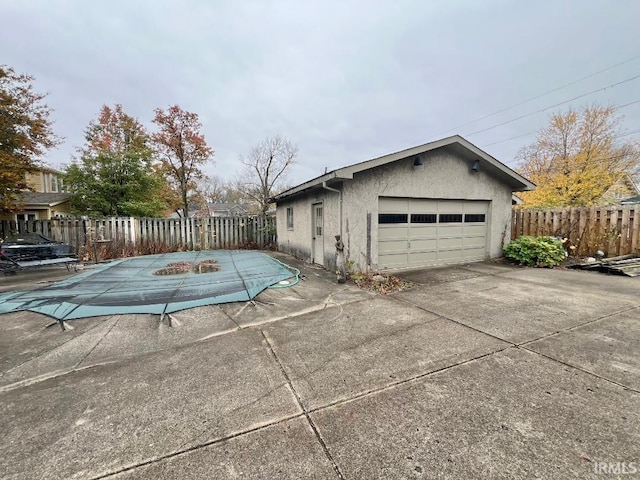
[630, 205, 639, 255]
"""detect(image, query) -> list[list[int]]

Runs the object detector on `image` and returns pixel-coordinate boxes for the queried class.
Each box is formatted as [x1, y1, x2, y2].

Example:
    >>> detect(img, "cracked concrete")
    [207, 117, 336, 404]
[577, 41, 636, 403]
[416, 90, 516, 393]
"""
[0, 255, 639, 479]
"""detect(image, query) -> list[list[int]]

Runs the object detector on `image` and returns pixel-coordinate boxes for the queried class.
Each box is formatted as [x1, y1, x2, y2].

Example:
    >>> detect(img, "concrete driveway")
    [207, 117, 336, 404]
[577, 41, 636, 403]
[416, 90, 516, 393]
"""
[1, 254, 639, 479]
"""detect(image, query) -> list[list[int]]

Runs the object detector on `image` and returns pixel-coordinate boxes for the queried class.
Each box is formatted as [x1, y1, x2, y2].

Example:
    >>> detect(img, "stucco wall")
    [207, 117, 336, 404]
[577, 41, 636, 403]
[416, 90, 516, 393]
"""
[342, 150, 512, 270]
[276, 189, 342, 271]
[277, 148, 513, 271]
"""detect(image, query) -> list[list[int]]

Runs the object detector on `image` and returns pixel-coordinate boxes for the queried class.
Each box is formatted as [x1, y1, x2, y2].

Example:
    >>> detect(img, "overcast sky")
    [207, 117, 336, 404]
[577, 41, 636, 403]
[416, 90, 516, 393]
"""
[2, 0, 639, 185]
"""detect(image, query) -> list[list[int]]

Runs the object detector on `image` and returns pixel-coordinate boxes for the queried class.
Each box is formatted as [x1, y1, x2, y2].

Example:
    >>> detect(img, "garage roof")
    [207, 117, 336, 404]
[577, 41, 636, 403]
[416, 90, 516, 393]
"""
[272, 135, 535, 202]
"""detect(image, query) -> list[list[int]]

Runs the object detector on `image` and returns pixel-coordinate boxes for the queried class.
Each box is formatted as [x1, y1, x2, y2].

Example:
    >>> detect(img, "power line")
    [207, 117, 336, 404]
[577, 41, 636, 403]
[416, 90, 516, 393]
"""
[482, 100, 640, 148]
[613, 129, 640, 140]
[483, 129, 538, 148]
[505, 150, 640, 169]
[465, 74, 640, 137]
[436, 53, 640, 136]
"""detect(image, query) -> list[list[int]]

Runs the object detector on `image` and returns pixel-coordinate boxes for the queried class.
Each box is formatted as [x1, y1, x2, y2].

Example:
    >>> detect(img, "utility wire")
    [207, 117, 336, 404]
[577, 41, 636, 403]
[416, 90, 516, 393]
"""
[482, 100, 640, 148]
[505, 150, 640, 169]
[437, 53, 640, 135]
[464, 74, 640, 137]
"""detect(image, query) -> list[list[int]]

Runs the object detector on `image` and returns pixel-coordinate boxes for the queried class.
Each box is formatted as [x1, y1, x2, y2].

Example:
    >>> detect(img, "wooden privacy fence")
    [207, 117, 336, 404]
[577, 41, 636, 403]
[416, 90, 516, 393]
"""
[512, 205, 640, 257]
[0, 216, 276, 253]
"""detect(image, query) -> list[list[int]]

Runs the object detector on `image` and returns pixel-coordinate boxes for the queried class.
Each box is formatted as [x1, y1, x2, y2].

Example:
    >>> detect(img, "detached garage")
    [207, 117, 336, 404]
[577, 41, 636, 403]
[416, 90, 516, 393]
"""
[273, 135, 534, 272]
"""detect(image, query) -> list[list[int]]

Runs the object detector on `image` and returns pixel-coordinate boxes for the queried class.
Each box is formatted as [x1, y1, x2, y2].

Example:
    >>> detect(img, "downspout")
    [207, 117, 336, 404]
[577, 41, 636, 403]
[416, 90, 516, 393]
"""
[322, 181, 342, 236]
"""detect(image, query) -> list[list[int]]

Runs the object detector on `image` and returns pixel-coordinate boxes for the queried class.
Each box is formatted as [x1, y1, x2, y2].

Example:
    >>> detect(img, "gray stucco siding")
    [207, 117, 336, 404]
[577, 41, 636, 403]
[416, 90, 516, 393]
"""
[277, 147, 514, 271]
[276, 189, 342, 271]
[342, 150, 512, 270]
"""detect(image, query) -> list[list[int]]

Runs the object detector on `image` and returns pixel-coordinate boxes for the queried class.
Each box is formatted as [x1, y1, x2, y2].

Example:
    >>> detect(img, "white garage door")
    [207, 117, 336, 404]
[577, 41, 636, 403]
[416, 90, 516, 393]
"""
[378, 198, 489, 268]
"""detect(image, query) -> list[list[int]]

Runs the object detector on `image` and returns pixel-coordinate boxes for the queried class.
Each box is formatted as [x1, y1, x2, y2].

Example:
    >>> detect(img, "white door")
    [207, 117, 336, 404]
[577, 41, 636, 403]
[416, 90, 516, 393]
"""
[312, 203, 324, 265]
[377, 198, 489, 268]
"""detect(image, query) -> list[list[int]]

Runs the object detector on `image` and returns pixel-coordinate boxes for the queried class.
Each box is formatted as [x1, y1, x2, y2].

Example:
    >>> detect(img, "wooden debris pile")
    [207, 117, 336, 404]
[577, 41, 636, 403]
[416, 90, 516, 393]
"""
[568, 254, 640, 277]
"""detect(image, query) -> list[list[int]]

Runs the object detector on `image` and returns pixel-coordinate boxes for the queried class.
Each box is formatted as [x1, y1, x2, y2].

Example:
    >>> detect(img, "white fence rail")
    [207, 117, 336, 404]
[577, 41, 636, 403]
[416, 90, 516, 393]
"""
[0, 216, 276, 252]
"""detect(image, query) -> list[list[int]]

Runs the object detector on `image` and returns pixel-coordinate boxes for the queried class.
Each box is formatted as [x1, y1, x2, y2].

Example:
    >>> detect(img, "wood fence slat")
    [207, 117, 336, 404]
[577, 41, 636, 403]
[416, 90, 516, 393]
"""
[0, 215, 275, 254]
[630, 205, 639, 255]
[507, 205, 639, 257]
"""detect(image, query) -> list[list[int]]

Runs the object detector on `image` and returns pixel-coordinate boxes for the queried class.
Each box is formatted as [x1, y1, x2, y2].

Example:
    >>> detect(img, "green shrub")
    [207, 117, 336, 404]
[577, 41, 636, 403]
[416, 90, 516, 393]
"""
[503, 236, 566, 267]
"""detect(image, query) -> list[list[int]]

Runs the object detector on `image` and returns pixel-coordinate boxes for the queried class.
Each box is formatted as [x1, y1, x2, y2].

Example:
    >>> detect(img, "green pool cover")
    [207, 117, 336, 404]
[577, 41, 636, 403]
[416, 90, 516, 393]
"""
[0, 251, 296, 321]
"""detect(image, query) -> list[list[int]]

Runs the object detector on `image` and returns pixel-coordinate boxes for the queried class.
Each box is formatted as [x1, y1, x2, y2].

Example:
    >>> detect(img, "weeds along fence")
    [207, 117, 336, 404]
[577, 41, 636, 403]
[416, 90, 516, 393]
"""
[0, 216, 276, 260]
[512, 205, 640, 257]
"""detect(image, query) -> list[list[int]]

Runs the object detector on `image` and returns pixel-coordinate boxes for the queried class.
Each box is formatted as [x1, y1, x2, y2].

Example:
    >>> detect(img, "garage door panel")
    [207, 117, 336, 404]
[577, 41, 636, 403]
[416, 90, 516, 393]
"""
[437, 249, 464, 260]
[378, 253, 409, 266]
[408, 225, 437, 239]
[377, 197, 489, 268]
[409, 198, 437, 210]
[464, 202, 488, 214]
[379, 198, 409, 213]
[463, 225, 486, 235]
[462, 236, 486, 247]
[438, 225, 463, 236]
[463, 247, 486, 259]
[409, 251, 438, 263]
[379, 240, 409, 253]
[410, 238, 437, 250]
[378, 227, 409, 240]
[438, 200, 464, 210]
[438, 237, 464, 249]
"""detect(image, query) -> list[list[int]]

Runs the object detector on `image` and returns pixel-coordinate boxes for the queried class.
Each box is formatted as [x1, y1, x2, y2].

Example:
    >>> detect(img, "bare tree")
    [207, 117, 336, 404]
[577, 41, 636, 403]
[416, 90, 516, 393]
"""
[195, 175, 226, 204]
[238, 135, 298, 214]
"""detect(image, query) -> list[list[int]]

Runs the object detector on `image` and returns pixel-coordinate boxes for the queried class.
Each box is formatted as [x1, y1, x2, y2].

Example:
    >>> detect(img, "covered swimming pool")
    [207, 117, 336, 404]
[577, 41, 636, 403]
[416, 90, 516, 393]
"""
[0, 251, 297, 321]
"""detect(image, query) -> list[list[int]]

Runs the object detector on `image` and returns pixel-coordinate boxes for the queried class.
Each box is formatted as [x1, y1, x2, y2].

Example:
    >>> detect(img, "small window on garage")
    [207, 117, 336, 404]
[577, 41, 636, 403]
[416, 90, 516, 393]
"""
[464, 214, 486, 223]
[378, 214, 408, 224]
[410, 214, 437, 223]
[439, 214, 463, 223]
[286, 207, 294, 229]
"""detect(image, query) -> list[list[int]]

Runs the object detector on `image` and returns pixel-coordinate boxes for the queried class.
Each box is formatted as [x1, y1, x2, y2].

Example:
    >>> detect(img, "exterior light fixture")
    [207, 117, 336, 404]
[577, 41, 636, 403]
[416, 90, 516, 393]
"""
[413, 156, 423, 166]
[472, 159, 480, 172]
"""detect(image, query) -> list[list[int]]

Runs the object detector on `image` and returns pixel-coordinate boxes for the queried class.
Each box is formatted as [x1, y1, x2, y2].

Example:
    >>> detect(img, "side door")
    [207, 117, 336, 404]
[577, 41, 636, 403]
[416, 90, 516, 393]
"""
[312, 203, 324, 265]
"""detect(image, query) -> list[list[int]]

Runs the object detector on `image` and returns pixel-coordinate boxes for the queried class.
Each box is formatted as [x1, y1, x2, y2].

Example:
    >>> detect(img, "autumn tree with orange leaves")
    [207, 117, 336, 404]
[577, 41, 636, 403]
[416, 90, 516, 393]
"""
[152, 106, 213, 218]
[65, 104, 166, 216]
[517, 105, 640, 208]
[0, 65, 60, 213]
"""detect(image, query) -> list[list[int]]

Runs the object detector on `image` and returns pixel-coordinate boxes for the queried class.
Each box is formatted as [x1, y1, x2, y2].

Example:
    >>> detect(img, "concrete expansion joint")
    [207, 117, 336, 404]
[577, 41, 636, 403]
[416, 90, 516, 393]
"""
[219, 306, 243, 330]
[518, 345, 640, 394]
[518, 303, 640, 348]
[306, 345, 514, 416]
[260, 330, 346, 480]
[390, 291, 640, 394]
[88, 339, 513, 479]
[73, 317, 121, 370]
[2, 315, 116, 379]
[389, 294, 517, 347]
[88, 413, 305, 480]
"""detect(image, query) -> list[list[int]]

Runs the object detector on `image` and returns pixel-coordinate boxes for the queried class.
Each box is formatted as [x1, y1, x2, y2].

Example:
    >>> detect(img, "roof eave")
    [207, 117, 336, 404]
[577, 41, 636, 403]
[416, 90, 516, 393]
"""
[273, 135, 536, 201]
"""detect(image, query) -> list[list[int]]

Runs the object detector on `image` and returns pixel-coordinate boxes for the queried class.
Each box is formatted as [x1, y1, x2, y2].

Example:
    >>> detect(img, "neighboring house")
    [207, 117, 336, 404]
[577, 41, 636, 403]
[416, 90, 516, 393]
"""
[0, 166, 71, 221]
[598, 173, 639, 205]
[169, 202, 200, 219]
[272, 135, 535, 272]
[621, 195, 640, 205]
[171, 203, 252, 219]
[512, 194, 524, 206]
[201, 203, 250, 217]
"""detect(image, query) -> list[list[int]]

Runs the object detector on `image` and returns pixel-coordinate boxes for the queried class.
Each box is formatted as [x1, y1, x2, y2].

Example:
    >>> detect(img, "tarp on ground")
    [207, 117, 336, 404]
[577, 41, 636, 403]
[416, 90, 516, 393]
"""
[0, 251, 295, 321]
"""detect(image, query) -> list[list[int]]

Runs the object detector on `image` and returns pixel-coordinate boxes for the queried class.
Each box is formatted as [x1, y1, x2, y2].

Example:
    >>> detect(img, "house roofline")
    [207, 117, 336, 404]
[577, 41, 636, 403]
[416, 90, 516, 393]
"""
[271, 135, 535, 202]
[22, 200, 68, 207]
